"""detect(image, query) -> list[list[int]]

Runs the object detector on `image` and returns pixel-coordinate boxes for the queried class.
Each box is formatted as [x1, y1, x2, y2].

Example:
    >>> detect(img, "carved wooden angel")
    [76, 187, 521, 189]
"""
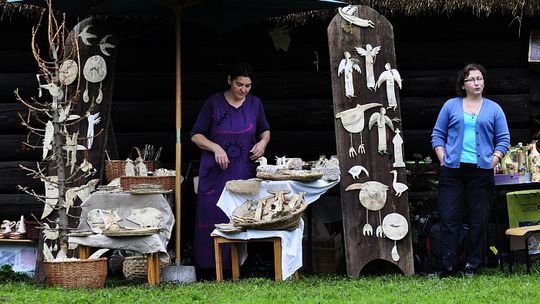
[368, 107, 394, 155]
[338, 51, 361, 98]
[376, 63, 402, 110]
[63, 131, 87, 173]
[86, 111, 101, 149]
[355, 44, 381, 90]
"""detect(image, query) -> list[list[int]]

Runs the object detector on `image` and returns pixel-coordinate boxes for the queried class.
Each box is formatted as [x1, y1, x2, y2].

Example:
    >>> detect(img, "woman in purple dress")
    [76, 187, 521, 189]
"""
[190, 63, 270, 274]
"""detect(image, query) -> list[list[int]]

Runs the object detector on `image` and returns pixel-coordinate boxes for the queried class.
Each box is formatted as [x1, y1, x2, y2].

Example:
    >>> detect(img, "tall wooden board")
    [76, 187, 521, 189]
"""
[327, 5, 414, 276]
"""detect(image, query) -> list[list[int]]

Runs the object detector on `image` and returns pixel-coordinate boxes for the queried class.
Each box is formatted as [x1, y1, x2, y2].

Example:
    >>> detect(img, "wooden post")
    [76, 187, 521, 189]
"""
[327, 5, 414, 276]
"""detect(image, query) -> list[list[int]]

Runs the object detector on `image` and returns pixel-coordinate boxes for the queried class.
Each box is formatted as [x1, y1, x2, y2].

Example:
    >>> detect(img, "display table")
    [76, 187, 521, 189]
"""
[211, 178, 339, 280]
[69, 192, 175, 284]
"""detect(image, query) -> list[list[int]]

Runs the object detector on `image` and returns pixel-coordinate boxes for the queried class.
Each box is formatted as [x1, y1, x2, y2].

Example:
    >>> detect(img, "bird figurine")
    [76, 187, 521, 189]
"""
[335, 103, 382, 156]
[346, 181, 388, 237]
[348, 165, 369, 179]
[42, 222, 59, 242]
[98, 34, 115, 56]
[390, 170, 408, 197]
[78, 24, 96, 46]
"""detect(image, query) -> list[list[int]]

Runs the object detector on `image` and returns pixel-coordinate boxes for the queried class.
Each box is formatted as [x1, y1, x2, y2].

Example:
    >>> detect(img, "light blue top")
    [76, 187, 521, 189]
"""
[461, 112, 478, 164]
[431, 97, 510, 169]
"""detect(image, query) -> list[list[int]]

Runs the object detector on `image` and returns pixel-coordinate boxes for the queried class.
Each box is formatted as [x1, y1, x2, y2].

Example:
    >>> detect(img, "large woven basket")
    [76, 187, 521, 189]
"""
[123, 256, 168, 280]
[45, 258, 108, 288]
[104, 147, 159, 183]
[234, 202, 307, 231]
[120, 176, 175, 191]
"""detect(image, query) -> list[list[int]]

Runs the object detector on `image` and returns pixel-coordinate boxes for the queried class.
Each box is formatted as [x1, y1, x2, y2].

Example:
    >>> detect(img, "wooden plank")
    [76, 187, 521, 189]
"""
[328, 5, 414, 276]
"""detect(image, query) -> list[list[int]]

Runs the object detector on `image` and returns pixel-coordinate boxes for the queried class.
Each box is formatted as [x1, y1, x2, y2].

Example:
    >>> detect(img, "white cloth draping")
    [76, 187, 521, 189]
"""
[212, 178, 339, 280]
[69, 192, 174, 262]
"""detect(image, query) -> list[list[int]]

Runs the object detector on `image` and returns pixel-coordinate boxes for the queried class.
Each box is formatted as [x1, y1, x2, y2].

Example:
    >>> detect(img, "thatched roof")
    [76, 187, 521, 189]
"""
[2, 0, 539, 22]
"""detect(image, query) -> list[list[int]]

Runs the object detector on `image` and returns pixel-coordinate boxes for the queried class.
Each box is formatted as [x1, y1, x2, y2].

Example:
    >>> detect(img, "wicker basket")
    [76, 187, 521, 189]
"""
[234, 202, 307, 231]
[25, 220, 41, 241]
[104, 147, 159, 183]
[123, 256, 168, 280]
[45, 258, 108, 288]
[120, 176, 176, 191]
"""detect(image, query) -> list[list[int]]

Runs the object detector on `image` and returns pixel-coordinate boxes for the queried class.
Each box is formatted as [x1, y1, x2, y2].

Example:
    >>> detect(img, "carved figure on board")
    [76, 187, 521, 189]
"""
[338, 51, 362, 98]
[335, 103, 382, 157]
[63, 131, 87, 173]
[389, 170, 408, 197]
[86, 111, 101, 149]
[376, 63, 402, 110]
[346, 181, 388, 237]
[338, 5, 375, 28]
[348, 165, 369, 179]
[98, 34, 115, 56]
[382, 213, 409, 261]
[392, 128, 406, 168]
[368, 107, 395, 155]
[355, 44, 381, 90]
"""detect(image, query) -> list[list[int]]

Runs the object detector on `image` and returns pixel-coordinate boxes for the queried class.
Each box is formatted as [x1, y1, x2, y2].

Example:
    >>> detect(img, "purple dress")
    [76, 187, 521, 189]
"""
[190, 92, 270, 269]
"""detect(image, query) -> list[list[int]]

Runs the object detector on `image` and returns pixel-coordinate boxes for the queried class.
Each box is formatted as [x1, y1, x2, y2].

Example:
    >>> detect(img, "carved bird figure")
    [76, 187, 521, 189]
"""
[346, 181, 388, 237]
[348, 165, 369, 179]
[99, 34, 115, 56]
[78, 25, 96, 46]
[42, 223, 59, 242]
[390, 170, 408, 197]
[336, 103, 382, 156]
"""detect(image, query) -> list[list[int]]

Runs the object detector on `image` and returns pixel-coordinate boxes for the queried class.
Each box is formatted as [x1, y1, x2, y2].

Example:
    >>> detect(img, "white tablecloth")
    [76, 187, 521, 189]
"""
[69, 192, 175, 262]
[212, 178, 339, 280]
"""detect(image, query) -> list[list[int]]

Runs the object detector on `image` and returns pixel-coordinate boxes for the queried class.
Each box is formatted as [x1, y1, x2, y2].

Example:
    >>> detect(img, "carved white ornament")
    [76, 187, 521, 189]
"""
[338, 6, 375, 28]
[368, 107, 395, 155]
[376, 63, 402, 110]
[85, 111, 101, 149]
[338, 51, 361, 98]
[58, 59, 78, 86]
[390, 170, 408, 197]
[78, 24, 96, 46]
[355, 44, 381, 90]
[382, 213, 409, 261]
[346, 181, 388, 237]
[99, 34, 115, 56]
[392, 128, 406, 168]
[335, 103, 382, 156]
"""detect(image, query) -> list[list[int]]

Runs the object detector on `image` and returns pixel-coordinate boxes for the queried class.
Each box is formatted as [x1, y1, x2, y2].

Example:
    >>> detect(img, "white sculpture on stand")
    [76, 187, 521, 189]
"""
[355, 44, 381, 90]
[338, 51, 362, 98]
[376, 63, 402, 110]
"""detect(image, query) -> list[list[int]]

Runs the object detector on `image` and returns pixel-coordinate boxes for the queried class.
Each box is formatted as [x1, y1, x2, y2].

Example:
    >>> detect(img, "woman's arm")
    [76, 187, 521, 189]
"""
[250, 130, 270, 160]
[191, 133, 229, 170]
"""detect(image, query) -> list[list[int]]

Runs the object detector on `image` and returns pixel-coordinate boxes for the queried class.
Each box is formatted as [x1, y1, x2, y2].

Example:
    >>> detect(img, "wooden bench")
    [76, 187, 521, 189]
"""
[505, 225, 540, 274]
[212, 235, 299, 281]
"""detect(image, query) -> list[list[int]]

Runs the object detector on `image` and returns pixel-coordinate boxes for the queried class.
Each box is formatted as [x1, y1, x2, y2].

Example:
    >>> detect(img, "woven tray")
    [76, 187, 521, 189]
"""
[256, 170, 323, 182]
[120, 176, 175, 191]
[234, 202, 307, 231]
[45, 258, 108, 288]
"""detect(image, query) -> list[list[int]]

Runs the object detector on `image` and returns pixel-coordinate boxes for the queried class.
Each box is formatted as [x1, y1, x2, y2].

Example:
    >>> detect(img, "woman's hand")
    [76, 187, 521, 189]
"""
[213, 145, 230, 170]
[249, 140, 267, 160]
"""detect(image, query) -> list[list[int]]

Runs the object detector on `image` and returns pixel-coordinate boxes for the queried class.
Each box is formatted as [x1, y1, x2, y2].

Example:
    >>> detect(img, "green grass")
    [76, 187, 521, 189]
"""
[1, 267, 539, 304]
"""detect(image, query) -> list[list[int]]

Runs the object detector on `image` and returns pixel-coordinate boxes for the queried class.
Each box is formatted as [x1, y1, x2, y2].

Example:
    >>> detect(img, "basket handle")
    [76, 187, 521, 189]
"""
[128, 147, 144, 160]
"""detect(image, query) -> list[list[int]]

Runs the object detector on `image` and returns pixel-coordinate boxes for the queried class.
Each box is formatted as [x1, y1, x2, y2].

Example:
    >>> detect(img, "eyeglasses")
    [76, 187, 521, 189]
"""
[464, 76, 484, 83]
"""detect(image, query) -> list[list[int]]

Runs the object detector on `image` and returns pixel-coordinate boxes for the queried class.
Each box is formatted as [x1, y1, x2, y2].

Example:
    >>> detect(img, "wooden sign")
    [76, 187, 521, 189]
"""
[327, 5, 414, 276]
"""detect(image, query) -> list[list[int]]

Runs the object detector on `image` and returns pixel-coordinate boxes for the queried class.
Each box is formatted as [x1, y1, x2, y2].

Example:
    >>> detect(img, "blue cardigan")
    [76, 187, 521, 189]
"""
[431, 97, 510, 169]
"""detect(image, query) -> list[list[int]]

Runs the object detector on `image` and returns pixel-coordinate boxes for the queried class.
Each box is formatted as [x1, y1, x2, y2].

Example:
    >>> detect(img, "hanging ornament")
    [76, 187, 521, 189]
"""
[382, 213, 409, 262]
[82, 55, 107, 104]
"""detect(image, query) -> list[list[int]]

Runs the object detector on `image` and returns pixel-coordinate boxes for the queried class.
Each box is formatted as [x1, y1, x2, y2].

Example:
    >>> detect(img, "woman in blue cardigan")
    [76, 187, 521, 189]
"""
[431, 63, 510, 277]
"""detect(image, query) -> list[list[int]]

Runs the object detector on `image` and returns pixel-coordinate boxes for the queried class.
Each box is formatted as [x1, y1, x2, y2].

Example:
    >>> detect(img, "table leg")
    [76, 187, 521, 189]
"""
[231, 243, 240, 281]
[273, 238, 282, 281]
[79, 245, 90, 259]
[214, 237, 223, 282]
[147, 254, 156, 285]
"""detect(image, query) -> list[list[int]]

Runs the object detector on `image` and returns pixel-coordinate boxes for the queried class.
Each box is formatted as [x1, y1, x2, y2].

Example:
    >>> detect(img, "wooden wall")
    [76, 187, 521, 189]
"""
[1, 11, 540, 227]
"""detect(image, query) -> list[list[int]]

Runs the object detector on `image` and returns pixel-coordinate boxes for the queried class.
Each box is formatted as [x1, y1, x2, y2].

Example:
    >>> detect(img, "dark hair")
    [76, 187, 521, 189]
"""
[455, 63, 487, 97]
[228, 62, 257, 86]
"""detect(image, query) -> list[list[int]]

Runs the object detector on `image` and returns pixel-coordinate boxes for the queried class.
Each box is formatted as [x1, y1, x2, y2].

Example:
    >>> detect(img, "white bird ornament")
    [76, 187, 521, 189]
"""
[99, 34, 115, 56]
[390, 170, 408, 197]
[348, 165, 369, 179]
[78, 25, 96, 46]
[346, 181, 388, 237]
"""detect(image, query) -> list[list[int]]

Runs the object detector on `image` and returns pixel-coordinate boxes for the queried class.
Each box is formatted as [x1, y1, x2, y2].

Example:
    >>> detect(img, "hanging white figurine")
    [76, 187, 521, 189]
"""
[98, 34, 115, 56]
[335, 103, 382, 157]
[338, 5, 375, 28]
[338, 51, 362, 98]
[368, 107, 395, 155]
[376, 63, 402, 110]
[42, 120, 54, 160]
[86, 111, 101, 149]
[63, 131, 87, 173]
[355, 44, 381, 90]
[392, 128, 406, 168]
